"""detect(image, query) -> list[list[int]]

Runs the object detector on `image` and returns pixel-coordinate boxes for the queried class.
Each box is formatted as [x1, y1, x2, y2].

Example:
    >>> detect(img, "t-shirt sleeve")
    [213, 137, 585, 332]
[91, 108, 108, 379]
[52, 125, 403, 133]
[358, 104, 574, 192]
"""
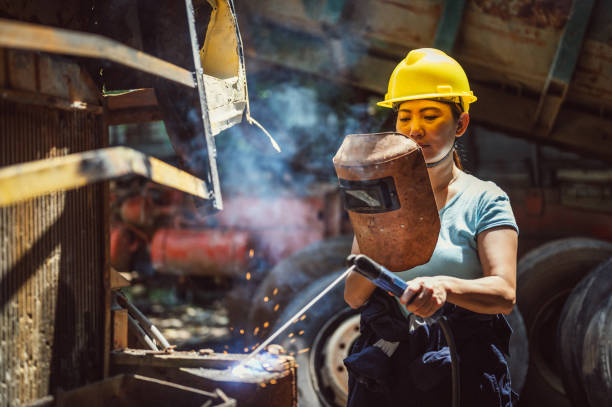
[475, 187, 519, 236]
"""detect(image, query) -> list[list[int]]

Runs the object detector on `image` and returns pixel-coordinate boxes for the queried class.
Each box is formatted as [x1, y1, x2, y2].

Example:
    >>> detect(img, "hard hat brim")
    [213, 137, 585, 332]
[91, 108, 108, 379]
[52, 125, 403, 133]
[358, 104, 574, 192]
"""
[377, 93, 477, 109]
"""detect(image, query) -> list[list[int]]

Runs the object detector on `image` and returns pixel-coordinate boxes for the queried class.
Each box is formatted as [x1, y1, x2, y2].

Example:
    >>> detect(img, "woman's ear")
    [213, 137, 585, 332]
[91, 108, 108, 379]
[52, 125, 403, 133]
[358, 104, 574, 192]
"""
[455, 112, 470, 138]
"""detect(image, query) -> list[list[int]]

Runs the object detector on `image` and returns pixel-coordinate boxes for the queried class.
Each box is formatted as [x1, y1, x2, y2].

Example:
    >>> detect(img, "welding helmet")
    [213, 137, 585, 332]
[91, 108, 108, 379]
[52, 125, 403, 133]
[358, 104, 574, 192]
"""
[333, 133, 440, 272]
[377, 48, 477, 113]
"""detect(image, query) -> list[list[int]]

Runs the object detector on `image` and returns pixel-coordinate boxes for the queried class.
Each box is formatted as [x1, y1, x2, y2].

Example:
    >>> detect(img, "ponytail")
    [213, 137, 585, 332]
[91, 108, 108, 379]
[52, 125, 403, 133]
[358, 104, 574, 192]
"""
[453, 149, 463, 170]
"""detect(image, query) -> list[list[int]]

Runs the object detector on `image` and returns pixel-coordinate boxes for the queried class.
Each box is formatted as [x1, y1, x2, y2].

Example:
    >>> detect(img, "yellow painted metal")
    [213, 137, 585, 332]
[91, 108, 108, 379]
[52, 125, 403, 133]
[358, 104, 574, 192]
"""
[200, 0, 240, 79]
[0, 18, 195, 88]
[0, 146, 211, 207]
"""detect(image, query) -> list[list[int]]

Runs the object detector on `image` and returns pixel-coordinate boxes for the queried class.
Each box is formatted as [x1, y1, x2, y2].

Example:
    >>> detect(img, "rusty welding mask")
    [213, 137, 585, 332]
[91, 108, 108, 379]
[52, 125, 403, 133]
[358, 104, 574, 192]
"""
[333, 132, 440, 272]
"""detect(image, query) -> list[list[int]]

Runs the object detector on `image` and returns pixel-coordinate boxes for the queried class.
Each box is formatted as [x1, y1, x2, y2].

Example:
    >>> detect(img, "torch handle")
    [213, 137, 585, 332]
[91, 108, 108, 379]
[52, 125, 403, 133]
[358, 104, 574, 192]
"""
[351, 254, 413, 301]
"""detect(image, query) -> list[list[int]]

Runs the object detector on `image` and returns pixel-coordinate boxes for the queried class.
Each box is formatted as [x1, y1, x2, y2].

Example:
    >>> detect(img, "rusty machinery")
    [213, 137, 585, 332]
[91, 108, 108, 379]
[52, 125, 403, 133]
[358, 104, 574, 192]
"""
[0, 0, 296, 406]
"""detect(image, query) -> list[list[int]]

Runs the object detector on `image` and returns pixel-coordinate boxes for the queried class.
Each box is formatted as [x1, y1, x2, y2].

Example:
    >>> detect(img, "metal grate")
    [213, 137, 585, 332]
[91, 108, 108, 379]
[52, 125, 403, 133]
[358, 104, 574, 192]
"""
[0, 99, 106, 405]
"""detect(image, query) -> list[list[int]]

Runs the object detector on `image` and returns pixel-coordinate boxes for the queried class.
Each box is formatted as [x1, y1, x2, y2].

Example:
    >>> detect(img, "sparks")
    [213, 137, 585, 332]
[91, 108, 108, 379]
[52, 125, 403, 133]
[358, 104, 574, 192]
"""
[270, 379, 277, 385]
[298, 347, 310, 354]
[263, 321, 269, 328]
[273, 288, 278, 295]
[244, 347, 249, 353]
[264, 296, 269, 302]
[298, 330, 304, 335]
[254, 326, 260, 335]
[246, 272, 251, 280]
[240, 329, 245, 335]
[249, 249, 254, 258]
[300, 315, 306, 320]
[288, 332, 294, 338]
[273, 304, 280, 312]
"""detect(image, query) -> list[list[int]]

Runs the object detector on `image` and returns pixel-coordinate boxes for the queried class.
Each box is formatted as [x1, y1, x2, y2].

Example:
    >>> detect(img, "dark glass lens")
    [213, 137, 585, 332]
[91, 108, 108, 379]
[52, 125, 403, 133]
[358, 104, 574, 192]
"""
[338, 177, 400, 213]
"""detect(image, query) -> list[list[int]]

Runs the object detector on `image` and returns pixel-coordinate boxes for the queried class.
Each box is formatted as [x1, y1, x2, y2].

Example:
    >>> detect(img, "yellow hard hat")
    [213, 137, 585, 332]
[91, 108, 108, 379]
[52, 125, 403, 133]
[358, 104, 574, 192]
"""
[378, 48, 477, 113]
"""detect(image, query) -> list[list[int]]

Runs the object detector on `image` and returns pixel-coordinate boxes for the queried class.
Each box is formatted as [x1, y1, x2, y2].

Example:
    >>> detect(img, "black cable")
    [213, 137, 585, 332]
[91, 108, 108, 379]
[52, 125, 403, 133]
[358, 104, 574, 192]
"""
[439, 316, 460, 407]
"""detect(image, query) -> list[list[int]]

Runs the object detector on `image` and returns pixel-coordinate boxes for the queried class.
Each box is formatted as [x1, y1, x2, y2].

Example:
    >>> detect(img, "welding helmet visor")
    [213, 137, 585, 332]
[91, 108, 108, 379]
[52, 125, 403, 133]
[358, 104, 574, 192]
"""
[333, 132, 440, 272]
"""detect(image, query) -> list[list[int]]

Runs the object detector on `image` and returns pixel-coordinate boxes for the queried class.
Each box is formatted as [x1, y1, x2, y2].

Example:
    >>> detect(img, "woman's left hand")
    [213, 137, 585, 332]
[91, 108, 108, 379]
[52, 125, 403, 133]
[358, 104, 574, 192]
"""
[399, 277, 447, 318]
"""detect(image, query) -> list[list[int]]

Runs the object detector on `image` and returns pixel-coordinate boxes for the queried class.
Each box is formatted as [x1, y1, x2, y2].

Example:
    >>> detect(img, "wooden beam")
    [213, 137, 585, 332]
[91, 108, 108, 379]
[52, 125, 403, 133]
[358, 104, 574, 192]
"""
[112, 309, 129, 350]
[0, 18, 195, 88]
[0, 146, 212, 207]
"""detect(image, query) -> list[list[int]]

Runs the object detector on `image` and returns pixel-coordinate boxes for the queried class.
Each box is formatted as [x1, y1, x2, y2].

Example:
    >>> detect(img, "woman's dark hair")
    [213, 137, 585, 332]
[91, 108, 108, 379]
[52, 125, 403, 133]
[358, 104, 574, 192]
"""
[448, 103, 464, 170]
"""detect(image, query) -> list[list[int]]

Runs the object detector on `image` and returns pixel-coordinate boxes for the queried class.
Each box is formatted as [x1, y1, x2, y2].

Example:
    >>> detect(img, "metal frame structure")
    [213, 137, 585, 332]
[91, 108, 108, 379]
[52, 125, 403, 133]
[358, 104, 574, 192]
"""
[0, 0, 248, 210]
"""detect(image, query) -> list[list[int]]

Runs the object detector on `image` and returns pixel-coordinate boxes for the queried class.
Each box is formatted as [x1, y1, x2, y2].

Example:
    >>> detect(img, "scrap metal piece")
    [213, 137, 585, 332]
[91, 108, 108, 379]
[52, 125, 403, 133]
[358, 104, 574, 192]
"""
[0, 18, 195, 88]
[0, 146, 212, 207]
[116, 291, 171, 350]
[128, 315, 159, 351]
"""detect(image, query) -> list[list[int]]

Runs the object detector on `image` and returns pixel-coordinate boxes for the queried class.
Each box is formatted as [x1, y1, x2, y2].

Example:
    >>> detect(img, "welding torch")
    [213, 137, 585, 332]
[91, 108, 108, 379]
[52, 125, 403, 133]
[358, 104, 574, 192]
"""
[348, 253, 460, 407]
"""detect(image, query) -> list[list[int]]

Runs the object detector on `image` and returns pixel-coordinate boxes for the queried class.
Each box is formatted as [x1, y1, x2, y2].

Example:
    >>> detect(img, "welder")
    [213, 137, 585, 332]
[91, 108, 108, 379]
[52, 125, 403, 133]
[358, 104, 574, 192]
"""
[333, 48, 519, 406]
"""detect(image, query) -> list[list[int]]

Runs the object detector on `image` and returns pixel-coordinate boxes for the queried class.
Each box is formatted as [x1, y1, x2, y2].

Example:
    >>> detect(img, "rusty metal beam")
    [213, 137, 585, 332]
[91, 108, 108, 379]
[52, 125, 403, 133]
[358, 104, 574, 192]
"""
[0, 146, 212, 207]
[532, 0, 596, 134]
[433, 0, 467, 53]
[0, 18, 195, 88]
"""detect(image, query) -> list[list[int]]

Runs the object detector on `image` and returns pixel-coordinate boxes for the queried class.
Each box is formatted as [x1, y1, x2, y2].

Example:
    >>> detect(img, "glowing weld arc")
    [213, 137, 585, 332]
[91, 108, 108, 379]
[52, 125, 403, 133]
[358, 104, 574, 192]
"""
[240, 266, 354, 366]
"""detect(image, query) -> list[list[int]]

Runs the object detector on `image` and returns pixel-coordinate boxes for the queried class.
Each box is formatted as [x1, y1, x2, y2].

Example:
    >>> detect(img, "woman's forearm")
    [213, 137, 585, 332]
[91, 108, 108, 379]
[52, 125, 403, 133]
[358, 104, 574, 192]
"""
[344, 270, 377, 309]
[439, 274, 516, 314]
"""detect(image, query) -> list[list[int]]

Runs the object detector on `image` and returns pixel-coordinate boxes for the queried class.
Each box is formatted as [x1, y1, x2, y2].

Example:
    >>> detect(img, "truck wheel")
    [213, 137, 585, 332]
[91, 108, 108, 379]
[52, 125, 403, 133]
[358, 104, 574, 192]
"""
[558, 258, 612, 407]
[247, 236, 352, 340]
[270, 271, 356, 407]
[517, 238, 612, 407]
[582, 295, 612, 407]
[506, 307, 529, 396]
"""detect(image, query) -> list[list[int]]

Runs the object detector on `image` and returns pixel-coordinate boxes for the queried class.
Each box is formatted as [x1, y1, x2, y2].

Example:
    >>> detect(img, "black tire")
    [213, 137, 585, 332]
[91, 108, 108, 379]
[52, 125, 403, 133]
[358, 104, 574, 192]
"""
[506, 307, 529, 396]
[247, 236, 353, 340]
[582, 294, 612, 407]
[517, 238, 612, 407]
[270, 271, 355, 407]
[557, 257, 612, 407]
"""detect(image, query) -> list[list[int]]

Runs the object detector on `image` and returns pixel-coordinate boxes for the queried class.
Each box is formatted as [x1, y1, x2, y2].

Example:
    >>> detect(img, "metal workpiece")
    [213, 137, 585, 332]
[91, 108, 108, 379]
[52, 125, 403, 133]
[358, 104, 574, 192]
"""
[49, 374, 237, 407]
[0, 18, 195, 88]
[0, 146, 212, 207]
[111, 350, 297, 407]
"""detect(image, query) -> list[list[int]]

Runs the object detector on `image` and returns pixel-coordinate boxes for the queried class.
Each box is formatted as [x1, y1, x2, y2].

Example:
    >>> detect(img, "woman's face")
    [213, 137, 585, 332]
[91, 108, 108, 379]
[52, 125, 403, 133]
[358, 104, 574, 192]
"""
[395, 100, 464, 164]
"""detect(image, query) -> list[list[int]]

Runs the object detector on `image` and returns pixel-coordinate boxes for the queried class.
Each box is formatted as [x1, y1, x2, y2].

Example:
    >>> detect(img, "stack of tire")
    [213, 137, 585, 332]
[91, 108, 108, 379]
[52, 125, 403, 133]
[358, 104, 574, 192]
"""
[517, 238, 612, 407]
[247, 236, 531, 407]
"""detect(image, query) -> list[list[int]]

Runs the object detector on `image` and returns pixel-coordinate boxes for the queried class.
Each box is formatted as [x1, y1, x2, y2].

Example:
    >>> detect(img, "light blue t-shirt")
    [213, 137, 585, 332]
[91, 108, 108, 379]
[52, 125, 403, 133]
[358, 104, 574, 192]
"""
[395, 171, 518, 313]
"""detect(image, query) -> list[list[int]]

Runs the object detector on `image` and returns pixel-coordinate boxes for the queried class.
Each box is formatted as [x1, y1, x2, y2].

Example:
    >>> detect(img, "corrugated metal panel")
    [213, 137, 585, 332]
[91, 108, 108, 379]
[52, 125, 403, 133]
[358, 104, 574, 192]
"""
[0, 100, 106, 406]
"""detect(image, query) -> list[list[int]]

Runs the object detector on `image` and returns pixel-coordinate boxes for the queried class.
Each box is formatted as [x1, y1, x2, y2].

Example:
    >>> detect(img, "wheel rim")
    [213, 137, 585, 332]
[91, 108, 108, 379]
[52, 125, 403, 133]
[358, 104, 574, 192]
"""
[309, 309, 359, 406]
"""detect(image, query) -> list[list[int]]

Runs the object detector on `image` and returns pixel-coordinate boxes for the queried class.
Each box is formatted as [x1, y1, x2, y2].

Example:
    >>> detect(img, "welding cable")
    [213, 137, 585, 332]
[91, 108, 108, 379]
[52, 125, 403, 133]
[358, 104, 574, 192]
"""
[438, 316, 460, 407]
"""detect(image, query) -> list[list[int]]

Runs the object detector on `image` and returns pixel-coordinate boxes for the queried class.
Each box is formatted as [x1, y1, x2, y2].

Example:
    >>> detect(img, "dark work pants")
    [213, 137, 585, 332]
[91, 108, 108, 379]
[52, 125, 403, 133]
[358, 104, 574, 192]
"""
[344, 289, 517, 407]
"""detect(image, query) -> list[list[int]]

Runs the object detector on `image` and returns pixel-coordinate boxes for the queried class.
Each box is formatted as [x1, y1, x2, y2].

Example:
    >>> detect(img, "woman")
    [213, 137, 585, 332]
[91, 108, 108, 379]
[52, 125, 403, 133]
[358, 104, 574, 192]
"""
[343, 48, 519, 406]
